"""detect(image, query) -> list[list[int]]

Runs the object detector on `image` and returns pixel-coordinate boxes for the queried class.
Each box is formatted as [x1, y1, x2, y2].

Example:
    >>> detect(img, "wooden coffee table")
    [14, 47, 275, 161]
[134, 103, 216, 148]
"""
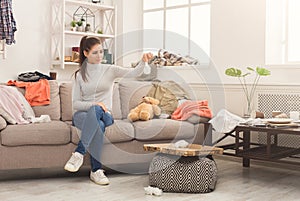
[144, 143, 223, 156]
[235, 125, 300, 167]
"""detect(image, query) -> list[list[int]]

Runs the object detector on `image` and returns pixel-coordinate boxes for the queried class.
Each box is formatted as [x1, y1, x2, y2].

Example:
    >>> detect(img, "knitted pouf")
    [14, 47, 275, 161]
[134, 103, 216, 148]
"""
[149, 153, 218, 193]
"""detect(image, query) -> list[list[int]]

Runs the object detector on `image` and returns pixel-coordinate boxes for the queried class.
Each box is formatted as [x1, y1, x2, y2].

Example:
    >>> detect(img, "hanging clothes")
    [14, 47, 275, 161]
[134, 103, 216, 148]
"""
[0, 0, 17, 45]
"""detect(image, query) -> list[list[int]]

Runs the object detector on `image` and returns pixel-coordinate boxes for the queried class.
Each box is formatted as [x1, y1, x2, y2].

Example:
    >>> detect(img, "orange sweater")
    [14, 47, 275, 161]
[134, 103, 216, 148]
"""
[7, 79, 50, 106]
[171, 100, 212, 120]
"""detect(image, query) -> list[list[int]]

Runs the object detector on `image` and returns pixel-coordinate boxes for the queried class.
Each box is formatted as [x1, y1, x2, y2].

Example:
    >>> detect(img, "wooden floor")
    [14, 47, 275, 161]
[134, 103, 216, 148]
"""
[0, 156, 299, 201]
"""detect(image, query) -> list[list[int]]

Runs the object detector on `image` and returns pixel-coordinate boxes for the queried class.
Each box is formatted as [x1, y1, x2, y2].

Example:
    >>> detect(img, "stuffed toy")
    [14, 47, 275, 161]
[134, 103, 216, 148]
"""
[127, 96, 161, 122]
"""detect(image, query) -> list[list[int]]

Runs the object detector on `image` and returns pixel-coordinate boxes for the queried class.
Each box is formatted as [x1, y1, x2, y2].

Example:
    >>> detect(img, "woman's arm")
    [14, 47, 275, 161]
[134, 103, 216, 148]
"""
[112, 53, 154, 78]
[72, 78, 94, 111]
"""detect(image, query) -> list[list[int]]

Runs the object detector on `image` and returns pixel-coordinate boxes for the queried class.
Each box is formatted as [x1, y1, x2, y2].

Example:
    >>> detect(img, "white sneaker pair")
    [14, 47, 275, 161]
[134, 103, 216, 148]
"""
[90, 169, 110, 185]
[64, 152, 84, 172]
[64, 152, 109, 185]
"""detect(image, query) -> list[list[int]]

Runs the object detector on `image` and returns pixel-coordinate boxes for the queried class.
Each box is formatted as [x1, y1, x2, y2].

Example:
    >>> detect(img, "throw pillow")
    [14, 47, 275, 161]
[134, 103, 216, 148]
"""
[0, 114, 8, 130]
[118, 81, 152, 119]
[0, 107, 17, 124]
[12, 87, 35, 119]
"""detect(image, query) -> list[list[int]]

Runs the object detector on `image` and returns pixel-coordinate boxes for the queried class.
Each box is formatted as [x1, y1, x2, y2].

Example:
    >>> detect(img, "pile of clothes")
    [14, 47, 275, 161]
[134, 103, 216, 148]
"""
[133, 49, 199, 67]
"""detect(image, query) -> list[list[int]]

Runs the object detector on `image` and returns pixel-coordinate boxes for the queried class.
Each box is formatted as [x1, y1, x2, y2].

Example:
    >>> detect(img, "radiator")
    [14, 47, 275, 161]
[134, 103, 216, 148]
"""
[258, 93, 300, 118]
[257, 92, 300, 150]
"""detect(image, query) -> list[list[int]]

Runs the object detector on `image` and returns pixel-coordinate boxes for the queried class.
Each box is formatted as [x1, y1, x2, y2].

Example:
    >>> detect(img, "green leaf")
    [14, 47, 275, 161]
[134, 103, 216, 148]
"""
[247, 67, 254, 71]
[256, 67, 271, 76]
[225, 68, 242, 77]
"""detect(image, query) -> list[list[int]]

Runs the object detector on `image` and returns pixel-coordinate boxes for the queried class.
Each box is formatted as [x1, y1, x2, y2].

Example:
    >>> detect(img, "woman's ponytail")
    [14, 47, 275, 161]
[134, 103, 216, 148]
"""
[74, 36, 101, 82]
[79, 35, 88, 66]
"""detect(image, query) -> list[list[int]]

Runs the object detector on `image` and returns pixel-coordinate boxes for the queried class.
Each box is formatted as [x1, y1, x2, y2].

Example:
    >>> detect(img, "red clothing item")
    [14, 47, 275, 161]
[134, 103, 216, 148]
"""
[7, 79, 50, 106]
[171, 100, 212, 120]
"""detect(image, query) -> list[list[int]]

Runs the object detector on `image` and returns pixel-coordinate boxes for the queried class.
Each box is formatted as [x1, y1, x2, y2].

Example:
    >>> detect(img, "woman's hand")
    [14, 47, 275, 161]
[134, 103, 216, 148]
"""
[97, 102, 108, 112]
[142, 53, 154, 63]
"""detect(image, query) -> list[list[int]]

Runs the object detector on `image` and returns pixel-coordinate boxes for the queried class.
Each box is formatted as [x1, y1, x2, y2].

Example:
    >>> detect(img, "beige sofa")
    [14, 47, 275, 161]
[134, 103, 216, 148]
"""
[0, 80, 210, 173]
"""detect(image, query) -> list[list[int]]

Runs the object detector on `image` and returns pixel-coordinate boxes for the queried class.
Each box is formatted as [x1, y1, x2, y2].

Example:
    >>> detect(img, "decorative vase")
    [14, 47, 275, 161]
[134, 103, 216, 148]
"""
[101, 49, 109, 64]
[85, 25, 91, 32]
[243, 100, 255, 118]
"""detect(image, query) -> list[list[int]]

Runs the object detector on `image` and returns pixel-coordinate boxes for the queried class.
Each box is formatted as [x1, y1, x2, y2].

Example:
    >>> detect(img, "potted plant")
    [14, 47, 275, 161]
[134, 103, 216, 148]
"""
[70, 20, 76, 31]
[76, 19, 84, 32]
[225, 67, 271, 117]
[97, 29, 103, 34]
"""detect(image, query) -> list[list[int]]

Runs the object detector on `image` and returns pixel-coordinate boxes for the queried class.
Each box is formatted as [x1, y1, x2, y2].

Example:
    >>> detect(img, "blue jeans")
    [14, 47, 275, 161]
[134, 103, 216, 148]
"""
[72, 105, 114, 172]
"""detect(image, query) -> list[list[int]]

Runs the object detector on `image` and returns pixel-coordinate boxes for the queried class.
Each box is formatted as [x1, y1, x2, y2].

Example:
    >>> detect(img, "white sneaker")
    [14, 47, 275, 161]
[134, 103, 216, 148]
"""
[90, 169, 110, 185]
[64, 152, 84, 172]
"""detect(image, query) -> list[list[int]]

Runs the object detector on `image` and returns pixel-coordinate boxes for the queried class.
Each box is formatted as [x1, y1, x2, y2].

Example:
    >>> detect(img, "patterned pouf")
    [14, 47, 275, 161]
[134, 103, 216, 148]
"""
[149, 153, 218, 193]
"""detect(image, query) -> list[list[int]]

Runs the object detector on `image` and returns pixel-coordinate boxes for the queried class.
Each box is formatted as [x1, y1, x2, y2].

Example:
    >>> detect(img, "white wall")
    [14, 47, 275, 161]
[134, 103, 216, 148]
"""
[1, 0, 300, 84]
[0, 0, 52, 81]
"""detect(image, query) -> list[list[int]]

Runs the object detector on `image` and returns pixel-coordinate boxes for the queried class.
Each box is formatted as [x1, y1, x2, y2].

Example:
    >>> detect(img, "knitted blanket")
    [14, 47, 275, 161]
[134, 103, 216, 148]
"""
[171, 100, 212, 121]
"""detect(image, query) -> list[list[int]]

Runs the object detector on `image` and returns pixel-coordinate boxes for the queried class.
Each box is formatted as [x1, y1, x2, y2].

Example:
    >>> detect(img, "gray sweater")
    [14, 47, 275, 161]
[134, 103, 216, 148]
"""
[73, 62, 144, 112]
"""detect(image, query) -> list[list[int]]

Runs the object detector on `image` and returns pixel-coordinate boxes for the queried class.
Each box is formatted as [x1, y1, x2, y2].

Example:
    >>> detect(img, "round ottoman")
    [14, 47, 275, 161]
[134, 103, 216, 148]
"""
[149, 153, 218, 193]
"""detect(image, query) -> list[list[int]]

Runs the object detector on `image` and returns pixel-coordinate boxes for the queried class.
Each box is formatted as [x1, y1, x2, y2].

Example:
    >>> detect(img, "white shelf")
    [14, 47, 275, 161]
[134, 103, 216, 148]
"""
[64, 62, 79, 66]
[65, 0, 114, 10]
[52, 60, 62, 65]
[58, 62, 111, 67]
[64, 30, 114, 38]
[51, 0, 116, 69]
[52, 61, 79, 67]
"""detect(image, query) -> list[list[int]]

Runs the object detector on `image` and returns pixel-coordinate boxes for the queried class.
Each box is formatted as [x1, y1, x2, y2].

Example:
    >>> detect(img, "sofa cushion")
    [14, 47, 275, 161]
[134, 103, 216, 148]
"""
[118, 81, 152, 119]
[1, 121, 70, 146]
[133, 119, 195, 141]
[0, 115, 7, 130]
[32, 80, 61, 120]
[59, 82, 73, 121]
[71, 120, 134, 144]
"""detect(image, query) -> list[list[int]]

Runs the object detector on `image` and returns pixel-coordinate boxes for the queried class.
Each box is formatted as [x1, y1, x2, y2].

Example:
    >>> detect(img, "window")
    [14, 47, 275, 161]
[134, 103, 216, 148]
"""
[266, 0, 300, 64]
[143, 0, 211, 64]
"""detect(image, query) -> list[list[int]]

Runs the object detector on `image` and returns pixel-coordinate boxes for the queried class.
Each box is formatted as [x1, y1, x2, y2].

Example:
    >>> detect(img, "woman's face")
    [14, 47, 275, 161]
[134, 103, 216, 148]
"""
[84, 44, 103, 64]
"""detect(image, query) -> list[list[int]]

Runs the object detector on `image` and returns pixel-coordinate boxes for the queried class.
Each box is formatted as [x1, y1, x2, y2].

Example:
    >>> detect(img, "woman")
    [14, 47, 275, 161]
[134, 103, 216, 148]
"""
[64, 36, 153, 185]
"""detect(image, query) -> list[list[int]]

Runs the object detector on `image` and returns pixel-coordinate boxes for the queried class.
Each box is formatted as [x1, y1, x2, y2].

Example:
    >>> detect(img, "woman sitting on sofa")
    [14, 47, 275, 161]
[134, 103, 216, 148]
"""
[64, 36, 153, 185]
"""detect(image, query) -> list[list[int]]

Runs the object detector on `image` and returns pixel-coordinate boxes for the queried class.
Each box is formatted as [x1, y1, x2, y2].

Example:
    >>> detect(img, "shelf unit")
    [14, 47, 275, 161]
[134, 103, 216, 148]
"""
[51, 0, 116, 69]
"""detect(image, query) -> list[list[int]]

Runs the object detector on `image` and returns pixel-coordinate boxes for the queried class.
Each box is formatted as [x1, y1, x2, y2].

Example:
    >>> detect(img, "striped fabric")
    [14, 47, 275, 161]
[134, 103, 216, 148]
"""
[0, 0, 17, 45]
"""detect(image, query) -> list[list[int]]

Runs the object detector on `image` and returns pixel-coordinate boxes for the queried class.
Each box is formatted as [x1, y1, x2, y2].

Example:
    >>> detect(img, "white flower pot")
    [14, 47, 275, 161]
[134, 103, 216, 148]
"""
[76, 26, 84, 32]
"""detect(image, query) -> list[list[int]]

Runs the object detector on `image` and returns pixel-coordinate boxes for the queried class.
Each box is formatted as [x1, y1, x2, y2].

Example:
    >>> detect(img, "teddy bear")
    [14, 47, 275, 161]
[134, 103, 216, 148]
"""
[127, 96, 161, 122]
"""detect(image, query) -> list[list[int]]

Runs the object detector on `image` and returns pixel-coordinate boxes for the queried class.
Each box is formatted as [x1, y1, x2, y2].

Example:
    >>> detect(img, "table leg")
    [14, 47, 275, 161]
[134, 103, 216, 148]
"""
[243, 130, 250, 167]
[267, 132, 271, 158]
[235, 129, 240, 154]
[203, 123, 212, 146]
[274, 133, 278, 146]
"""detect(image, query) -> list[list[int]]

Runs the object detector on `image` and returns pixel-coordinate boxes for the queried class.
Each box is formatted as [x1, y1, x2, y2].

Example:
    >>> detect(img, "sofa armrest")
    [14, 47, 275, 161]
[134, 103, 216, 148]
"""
[59, 82, 73, 121]
[0, 115, 7, 131]
[194, 122, 212, 145]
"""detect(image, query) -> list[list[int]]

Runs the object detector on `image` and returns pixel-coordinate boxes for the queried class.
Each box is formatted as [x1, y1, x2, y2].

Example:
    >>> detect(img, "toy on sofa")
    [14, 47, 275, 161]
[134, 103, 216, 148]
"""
[127, 96, 161, 122]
